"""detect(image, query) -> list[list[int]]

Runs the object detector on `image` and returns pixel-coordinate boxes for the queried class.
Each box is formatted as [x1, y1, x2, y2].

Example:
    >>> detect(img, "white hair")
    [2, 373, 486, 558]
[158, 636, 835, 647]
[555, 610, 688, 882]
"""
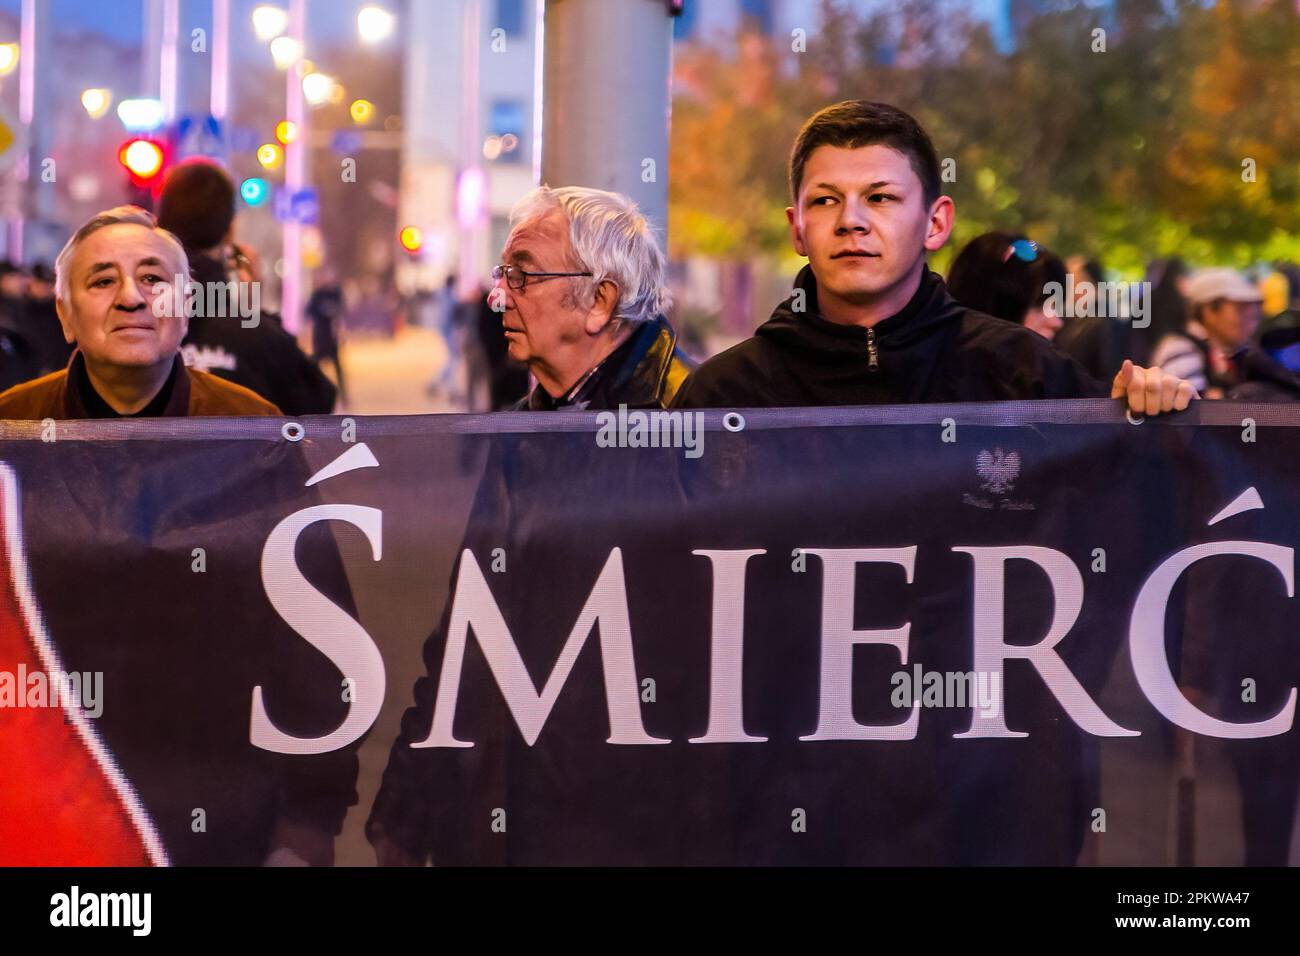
[509, 186, 671, 324]
[55, 205, 189, 303]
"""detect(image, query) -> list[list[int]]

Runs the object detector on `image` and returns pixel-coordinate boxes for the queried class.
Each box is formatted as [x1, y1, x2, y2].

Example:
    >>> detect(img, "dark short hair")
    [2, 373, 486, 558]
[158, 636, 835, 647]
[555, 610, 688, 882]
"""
[157, 158, 237, 251]
[789, 101, 943, 207]
[946, 231, 1066, 325]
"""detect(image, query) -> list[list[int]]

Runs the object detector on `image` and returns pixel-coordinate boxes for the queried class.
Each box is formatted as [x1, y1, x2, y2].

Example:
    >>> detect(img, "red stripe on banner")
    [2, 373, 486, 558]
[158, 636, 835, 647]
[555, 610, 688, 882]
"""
[0, 470, 154, 866]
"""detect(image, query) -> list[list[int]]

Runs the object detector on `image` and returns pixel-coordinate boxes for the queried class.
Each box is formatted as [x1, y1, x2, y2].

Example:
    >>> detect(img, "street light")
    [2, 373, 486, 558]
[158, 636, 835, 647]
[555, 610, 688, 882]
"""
[269, 35, 302, 69]
[116, 98, 166, 132]
[257, 143, 283, 169]
[349, 99, 375, 124]
[251, 5, 288, 42]
[275, 120, 298, 145]
[357, 6, 395, 44]
[0, 43, 17, 75]
[301, 72, 335, 107]
[80, 88, 112, 119]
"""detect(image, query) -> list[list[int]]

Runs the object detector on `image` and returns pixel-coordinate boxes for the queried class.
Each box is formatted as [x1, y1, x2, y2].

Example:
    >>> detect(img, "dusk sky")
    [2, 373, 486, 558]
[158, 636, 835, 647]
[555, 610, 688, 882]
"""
[0, 0, 382, 49]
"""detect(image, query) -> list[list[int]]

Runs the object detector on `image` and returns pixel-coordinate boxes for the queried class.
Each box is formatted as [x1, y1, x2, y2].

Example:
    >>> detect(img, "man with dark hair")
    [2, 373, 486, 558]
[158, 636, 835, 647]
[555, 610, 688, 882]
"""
[156, 158, 337, 414]
[673, 100, 1194, 414]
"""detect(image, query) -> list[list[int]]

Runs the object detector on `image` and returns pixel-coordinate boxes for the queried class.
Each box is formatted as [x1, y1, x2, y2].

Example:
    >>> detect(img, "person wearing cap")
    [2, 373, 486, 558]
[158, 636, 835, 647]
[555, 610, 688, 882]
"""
[0, 206, 280, 420]
[1150, 267, 1264, 399]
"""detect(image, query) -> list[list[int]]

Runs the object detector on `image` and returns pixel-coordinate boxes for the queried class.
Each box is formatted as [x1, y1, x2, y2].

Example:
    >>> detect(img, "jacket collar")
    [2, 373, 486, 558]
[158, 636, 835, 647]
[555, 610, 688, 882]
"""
[528, 315, 680, 410]
[757, 263, 960, 353]
[63, 351, 190, 418]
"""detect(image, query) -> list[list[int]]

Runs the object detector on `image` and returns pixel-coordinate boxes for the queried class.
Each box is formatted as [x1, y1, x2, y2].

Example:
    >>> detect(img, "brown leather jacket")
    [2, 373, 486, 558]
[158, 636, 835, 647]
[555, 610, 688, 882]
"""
[0, 352, 281, 420]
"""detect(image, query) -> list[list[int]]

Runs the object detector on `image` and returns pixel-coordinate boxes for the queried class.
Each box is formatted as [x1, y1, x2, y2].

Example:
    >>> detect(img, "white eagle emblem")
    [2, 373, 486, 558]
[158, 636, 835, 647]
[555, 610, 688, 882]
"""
[976, 448, 1020, 496]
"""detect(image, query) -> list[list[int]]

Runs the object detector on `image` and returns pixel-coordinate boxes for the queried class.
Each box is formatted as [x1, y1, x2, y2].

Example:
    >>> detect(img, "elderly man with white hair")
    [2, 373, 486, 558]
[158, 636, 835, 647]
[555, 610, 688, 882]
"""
[491, 185, 695, 410]
[0, 205, 278, 419]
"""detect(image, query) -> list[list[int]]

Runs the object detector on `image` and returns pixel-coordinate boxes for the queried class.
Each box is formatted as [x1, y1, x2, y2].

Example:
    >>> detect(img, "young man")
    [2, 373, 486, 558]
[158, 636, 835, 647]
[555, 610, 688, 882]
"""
[672, 101, 1195, 415]
[0, 206, 279, 420]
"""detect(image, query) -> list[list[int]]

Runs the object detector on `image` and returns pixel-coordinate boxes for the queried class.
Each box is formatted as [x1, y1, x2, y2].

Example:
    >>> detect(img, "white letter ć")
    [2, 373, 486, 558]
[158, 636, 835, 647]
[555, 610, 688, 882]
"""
[1131, 541, 1295, 737]
[953, 546, 1137, 738]
[800, 547, 920, 741]
[253, 505, 386, 754]
[414, 547, 668, 748]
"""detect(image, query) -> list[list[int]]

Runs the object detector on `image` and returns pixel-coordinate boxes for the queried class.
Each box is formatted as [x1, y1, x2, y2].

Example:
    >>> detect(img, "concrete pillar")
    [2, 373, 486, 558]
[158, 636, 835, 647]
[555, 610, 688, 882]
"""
[541, 0, 673, 240]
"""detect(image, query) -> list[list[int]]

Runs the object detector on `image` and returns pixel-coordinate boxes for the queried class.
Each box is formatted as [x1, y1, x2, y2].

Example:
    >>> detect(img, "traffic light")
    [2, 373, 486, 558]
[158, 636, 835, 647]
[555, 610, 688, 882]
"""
[240, 177, 271, 208]
[118, 138, 167, 188]
[398, 225, 423, 256]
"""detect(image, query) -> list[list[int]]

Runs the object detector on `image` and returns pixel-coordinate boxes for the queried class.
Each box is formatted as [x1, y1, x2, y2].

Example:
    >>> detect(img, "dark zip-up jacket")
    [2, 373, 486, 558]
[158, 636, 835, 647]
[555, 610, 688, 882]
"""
[673, 264, 1109, 408]
[518, 314, 696, 411]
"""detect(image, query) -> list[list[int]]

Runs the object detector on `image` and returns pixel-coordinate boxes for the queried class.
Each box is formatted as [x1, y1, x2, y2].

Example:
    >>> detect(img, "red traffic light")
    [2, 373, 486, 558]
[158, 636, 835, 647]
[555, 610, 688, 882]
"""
[118, 138, 166, 185]
[398, 225, 424, 255]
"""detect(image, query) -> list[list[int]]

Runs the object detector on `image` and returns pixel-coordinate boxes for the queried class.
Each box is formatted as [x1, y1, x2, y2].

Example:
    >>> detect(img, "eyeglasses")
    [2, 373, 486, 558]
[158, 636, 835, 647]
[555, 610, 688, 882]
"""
[491, 263, 593, 292]
[1002, 239, 1039, 263]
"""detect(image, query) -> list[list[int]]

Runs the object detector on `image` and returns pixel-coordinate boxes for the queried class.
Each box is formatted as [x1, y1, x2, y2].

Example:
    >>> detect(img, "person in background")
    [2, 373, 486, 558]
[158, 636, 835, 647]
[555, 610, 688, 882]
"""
[0, 262, 36, 389]
[473, 279, 530, 411]
[156, 158, 336, 414]
[426, 273, 464, 403]
[0, 260, 28, 313]
[305, 266, 347, 406]
[19, 262, 73, 376]
[1135, 257, 1190, 366]
[1053, 255, 1131, 382]
[1150, 267, 1262, 398]
[1225, 309, 1300, 402]
[1258, 261, 1297, 321]
[945, 231, 1066, 341]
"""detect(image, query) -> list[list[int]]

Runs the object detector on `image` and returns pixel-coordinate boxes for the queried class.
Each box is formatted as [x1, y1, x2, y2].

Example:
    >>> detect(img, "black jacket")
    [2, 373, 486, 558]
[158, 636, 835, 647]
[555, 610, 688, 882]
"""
[1227, 347, 1300, 402]
[519, 314, 697, 411]
[182, 253, 337, 415]
[672, 265, 1108, 408]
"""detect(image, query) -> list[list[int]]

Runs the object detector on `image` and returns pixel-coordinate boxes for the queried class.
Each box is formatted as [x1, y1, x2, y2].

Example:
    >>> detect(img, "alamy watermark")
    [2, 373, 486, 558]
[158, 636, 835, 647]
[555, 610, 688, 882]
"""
[153, 275, 262, 328]
[596, 404, 704, 459]
[891, 664, 1001, 717]
[0, 665, 103, 718]
[1042, 277, 1151, 329]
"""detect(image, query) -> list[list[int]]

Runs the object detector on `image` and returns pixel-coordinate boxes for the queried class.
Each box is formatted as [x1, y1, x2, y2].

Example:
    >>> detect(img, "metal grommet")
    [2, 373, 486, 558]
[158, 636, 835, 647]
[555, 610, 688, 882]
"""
[1125, 408, 1145, 426]
[281, 421, 305, 442]
[722, 411, 746, 433]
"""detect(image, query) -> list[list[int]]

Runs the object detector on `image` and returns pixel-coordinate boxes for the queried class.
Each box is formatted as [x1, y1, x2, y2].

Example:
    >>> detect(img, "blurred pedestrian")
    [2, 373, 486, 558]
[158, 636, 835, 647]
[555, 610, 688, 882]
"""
[426, 273, 464, 402]
[157, 158, 336, 414]
[0, 262, 37, 389]
[1226, 309, 1300, 402]
[1135, 257, 1190, 365]
[472, 280, 528, 411]
[1150, 267, 1262, 398]
[306, 266, 347, 405]
[945, 232, 1065, 341]
[1053, 255, 1131, 382]
[19, 262, 74, 376]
